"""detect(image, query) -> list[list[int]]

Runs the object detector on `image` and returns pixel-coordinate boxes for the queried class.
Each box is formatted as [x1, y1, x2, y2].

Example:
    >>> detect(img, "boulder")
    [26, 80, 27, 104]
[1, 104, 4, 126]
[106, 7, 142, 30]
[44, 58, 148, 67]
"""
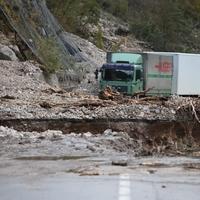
[111, 159, 128, 166]
[115, 25, 130, 36]
[0, 44, 19, 61]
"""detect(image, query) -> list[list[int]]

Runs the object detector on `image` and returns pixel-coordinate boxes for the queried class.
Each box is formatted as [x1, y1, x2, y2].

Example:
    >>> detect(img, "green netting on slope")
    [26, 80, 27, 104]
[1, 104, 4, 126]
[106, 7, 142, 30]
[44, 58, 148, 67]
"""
[0, 0, 87, 73]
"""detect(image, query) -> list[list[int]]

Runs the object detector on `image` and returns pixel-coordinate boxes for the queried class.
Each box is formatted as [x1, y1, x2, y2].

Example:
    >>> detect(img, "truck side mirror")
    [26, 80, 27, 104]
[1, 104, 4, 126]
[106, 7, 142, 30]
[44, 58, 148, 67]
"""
[94, 69, 99, 80]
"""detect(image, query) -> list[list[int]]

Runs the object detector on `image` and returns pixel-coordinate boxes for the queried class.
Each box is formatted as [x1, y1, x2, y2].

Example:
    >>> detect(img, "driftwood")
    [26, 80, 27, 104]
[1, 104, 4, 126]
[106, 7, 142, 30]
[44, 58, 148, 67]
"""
[42, 87, 65, 94]
[139, 96, 168, 102]
[99, 86, 122, 100]
[176, 98, 200, 124]
[99, 86, 168, 104]
[132, 87, 154, 97]
[190, 101, 200, 123]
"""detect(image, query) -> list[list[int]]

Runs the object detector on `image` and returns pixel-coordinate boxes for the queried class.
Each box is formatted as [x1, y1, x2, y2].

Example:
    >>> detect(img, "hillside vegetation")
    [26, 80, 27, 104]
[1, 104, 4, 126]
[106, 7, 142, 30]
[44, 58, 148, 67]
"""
[47, 0, 200, 53]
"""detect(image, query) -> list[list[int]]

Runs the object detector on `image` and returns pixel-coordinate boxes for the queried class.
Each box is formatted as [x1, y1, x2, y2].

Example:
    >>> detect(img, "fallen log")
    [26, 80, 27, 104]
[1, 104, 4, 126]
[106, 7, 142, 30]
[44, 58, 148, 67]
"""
[132, 87, 154, 97]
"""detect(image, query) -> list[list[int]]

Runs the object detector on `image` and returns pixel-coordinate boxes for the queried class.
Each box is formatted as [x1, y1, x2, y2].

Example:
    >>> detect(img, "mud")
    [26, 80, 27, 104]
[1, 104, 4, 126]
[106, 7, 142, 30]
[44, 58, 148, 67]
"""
[15, 155, 89, 161]
[1, 119, 200, 139]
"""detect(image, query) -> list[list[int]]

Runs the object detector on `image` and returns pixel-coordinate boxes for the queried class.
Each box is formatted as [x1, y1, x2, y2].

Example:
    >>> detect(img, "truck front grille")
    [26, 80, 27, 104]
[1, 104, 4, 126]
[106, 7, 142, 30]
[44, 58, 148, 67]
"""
[111, 85, 128, 93]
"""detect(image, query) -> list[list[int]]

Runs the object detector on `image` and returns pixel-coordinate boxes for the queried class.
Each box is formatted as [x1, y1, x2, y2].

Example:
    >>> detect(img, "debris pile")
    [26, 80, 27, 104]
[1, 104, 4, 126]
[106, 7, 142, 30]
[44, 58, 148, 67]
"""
[99, 86, 122, 100]
[0, 126, 200, 157]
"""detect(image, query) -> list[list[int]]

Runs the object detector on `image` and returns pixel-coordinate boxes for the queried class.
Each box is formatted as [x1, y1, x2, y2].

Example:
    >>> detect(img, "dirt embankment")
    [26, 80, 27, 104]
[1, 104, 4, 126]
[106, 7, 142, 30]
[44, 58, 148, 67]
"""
[0, 125, 200, 160]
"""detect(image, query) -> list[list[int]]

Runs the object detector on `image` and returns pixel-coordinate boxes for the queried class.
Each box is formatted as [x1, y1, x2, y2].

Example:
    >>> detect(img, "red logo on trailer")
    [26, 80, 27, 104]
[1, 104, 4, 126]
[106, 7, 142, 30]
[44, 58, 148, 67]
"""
[155, 62, 172, 72]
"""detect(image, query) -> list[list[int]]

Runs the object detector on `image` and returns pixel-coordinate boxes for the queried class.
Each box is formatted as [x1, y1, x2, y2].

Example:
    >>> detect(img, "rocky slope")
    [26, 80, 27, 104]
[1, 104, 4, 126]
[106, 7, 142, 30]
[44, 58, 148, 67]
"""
[80, 11, 149, 52]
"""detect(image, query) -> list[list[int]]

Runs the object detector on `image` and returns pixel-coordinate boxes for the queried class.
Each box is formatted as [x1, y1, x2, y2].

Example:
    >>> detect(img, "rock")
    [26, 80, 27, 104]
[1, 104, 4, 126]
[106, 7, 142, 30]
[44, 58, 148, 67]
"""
[39, 101, 52, 109]
[1, 95, 15, 100]
[44, 73, 59, 87]
[87, 145, 96, 152]
[50, 133, 64, 141]
[8, 45, 23, 60]
[111, 131, 119, 136]
[37, 136, 46, 140]
[48, 131, 64, 140]
[103, 129, 113, 136]
[115, 25, 130, 36]
[83, 132, 93, 138]
[111, 159, 128, 166]
[0, 44, 19, 61]
[139, 112, 145, 117]
[80, 171, 100, 176]
[147, 169, 157, 174]
[192, 151, 200, 157]
[8, 45, 20, 54]
[69, 132, 77, 137]
[18, 140, 31, 145]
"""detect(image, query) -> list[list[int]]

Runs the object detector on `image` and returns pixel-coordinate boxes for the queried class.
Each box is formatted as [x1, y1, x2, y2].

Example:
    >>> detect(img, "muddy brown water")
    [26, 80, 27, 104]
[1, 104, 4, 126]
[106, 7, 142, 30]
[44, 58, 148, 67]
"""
[0, 119, 200, 140]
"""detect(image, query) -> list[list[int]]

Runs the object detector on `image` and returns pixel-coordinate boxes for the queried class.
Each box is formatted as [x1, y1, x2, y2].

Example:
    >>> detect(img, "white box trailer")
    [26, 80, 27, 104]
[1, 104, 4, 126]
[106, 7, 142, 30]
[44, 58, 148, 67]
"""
[143, 52, 200, 96]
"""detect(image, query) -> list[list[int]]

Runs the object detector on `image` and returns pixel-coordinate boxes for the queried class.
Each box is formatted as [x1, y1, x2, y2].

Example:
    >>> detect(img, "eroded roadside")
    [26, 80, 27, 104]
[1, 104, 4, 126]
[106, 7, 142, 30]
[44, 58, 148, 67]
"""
[0, 126, 200, 178]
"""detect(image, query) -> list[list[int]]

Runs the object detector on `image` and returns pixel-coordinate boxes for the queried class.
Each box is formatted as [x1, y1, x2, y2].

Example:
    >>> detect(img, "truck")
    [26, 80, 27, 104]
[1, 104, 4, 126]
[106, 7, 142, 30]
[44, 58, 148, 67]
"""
[99, 52, 200, 96]
[100, 52, 143, 95]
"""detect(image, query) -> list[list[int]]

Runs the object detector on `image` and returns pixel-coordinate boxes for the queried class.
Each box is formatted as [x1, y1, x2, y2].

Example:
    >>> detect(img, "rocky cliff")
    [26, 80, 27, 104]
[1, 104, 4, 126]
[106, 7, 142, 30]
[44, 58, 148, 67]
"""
[0, 0, 105, 90]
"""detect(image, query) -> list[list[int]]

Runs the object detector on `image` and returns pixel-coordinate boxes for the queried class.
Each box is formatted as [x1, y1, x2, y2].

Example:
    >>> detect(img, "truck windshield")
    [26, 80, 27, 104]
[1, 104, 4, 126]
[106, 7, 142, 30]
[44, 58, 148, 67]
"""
[103, 69, 134, 81]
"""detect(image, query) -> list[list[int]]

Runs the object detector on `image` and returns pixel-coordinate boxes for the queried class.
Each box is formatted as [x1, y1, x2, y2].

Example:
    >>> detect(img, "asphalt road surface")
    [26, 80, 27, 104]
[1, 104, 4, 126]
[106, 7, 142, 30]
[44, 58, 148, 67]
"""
[0, 172, 200, 200]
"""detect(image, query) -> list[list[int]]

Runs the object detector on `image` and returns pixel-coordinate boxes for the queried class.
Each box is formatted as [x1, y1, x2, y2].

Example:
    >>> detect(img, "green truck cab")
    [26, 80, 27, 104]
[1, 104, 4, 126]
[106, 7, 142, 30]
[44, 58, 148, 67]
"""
[99, 52, 143, 95]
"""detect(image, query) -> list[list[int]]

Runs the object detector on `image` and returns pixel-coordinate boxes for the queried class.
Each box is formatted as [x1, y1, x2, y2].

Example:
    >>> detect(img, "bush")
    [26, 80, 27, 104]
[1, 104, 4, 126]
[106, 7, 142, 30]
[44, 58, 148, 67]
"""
[37, 37, 63, 73]
[95, 25, 104, 49]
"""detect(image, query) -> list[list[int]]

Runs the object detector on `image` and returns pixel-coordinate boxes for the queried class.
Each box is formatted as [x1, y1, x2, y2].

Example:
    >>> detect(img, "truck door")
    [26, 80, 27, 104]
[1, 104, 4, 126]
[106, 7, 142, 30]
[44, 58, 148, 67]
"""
[134, 68, 143, 92]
